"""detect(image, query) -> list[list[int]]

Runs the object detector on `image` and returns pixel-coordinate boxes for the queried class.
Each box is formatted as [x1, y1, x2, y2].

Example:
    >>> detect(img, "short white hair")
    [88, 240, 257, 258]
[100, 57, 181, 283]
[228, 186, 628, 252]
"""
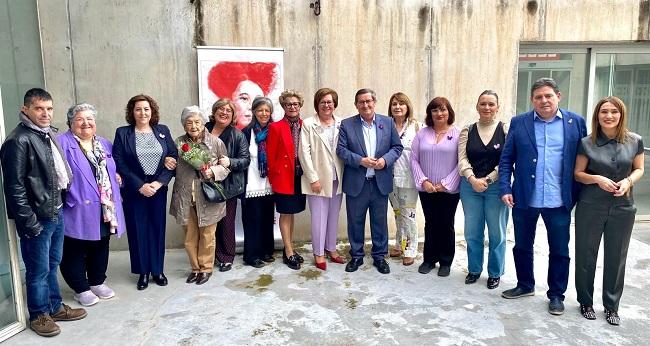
[180, 105, 208, 125]
[66, 103, 97, 127]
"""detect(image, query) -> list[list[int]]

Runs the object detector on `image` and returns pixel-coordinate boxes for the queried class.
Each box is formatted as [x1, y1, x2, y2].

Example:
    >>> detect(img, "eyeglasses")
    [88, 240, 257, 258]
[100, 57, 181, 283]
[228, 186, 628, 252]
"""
[285, 102, 301, 109]
[356, 99, 375, 105]
[319, 101, 334, 106]
[217, 106, 233, 114]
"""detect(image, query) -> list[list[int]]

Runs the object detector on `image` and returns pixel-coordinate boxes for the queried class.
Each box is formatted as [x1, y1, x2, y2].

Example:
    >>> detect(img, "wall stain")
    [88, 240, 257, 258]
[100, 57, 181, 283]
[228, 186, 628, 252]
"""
[418, 5, 429, 33]
[450, 0, 472, 18]
[639, 0, 650, 40]
[498, 0, 509, 14]
[232, 4, 240, 43]
[267, 0, 278, 44]
[191, 0, 205, 46]
[526, 0, 538, 15]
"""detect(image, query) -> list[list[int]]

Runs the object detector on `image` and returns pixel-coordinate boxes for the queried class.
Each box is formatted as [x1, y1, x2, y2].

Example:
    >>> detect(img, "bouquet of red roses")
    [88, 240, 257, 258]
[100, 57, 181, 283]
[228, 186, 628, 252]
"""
[177, 141, 212, 171]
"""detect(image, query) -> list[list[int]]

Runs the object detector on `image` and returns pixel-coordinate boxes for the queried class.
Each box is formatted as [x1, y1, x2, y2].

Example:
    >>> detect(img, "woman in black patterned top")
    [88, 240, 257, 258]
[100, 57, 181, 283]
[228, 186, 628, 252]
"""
[113, 94, 178, 290]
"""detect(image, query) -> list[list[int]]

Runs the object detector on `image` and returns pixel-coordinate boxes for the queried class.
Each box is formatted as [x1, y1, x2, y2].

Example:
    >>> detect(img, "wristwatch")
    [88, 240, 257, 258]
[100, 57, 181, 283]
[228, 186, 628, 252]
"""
[485, 177, 494, 185]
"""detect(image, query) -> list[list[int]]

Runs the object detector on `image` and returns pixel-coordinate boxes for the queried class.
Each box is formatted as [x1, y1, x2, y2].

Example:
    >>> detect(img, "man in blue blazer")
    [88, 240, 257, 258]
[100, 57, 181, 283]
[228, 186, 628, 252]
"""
[498, 78, 587, 315]
[336, 88, 403, 274]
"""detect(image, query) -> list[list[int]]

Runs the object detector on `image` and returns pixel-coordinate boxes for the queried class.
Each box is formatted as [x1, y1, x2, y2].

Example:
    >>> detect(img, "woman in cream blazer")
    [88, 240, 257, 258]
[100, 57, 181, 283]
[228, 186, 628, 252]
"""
[298, 88, 346, 270]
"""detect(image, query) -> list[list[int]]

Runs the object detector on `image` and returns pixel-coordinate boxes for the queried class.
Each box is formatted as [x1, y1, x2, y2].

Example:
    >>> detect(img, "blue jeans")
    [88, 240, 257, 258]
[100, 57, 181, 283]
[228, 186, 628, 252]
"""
[19, 209, 64, 320]
[512, 206, 571, 300]
[460, 179, 509, 278]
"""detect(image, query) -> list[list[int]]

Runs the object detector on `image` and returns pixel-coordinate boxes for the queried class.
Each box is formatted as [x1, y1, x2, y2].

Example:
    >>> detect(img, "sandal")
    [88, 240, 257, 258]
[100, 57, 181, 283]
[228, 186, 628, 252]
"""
[580, 304, 596, 320]
[605, 308, 620, 326]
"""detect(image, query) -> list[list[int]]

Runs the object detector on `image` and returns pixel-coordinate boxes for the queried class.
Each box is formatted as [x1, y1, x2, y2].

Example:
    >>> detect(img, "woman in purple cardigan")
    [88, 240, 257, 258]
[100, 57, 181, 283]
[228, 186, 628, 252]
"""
[58, 103, 125, 306]
[411, 97, 461, 277]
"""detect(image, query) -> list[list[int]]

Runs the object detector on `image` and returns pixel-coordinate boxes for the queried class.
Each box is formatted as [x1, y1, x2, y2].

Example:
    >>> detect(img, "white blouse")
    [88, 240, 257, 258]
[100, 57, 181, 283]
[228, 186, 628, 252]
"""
[245, 135, 273, 198]
[393, 120, 422, 189]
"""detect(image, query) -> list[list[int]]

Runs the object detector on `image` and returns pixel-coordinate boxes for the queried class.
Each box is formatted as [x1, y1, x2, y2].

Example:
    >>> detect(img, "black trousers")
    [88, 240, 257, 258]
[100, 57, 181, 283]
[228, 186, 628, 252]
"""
[215, 198, 237, 263]
[60, 235, 110, 294]
[242, 195, 276, 264]
[575, 201, 635, 311]
[419, 192, 460, 266]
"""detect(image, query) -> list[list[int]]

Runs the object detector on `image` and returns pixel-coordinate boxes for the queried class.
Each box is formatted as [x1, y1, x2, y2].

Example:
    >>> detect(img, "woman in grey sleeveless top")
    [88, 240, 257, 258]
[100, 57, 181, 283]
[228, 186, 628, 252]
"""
[574, 96, 644, 325]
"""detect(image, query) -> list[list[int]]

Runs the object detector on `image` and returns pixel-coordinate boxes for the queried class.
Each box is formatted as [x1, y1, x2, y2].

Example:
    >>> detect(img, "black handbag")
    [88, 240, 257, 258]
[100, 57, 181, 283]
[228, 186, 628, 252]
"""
[201, 180, 227, 203]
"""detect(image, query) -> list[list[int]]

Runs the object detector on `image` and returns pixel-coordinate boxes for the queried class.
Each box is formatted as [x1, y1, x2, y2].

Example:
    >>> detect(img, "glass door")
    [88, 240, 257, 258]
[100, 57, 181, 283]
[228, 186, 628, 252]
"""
[592, 50, 650, 216]
[0, 86, 26, 342]
[518, 44, 650, 219]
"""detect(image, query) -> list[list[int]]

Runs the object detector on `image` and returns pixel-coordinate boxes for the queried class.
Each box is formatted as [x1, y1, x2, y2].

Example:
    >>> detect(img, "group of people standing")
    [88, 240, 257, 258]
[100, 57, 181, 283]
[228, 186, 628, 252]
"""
[0, 77, 643, 337]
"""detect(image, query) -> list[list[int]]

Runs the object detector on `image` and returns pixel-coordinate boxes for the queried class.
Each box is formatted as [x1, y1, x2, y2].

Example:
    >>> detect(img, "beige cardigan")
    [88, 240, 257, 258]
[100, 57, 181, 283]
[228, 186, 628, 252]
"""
[298, 115, 344, 197]
[169, 131, 229, 227]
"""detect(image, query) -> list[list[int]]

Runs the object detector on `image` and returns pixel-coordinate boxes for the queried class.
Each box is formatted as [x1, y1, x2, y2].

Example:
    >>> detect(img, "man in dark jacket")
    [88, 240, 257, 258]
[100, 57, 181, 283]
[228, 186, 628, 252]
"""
[0, 88, 86, 337]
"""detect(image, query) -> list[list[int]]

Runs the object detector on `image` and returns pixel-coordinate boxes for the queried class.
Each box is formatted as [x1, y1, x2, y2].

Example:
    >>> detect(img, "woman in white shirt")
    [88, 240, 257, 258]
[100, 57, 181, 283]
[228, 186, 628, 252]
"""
[387, 92, 422, 266]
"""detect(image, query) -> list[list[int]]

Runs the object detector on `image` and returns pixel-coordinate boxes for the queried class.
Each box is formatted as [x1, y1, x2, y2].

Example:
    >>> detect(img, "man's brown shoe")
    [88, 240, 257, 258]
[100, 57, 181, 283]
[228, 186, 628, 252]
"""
[51, 303, 87, 322]
[402, 257, 414, 266]
[389, 248, 402, 257]
[30, 314, 60, 337]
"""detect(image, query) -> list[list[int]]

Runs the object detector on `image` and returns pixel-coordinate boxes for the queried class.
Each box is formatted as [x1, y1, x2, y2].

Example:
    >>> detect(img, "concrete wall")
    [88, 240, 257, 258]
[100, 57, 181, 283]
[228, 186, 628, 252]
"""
[36, 0, 650, 250]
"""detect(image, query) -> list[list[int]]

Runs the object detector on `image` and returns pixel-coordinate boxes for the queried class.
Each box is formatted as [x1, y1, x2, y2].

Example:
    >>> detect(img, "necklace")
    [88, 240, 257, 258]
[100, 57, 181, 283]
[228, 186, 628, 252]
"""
[434, 126, 449, 143]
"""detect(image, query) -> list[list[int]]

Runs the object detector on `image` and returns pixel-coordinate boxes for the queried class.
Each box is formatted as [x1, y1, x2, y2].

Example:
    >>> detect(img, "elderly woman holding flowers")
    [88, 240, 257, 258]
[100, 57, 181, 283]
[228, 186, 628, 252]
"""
[170, 106, 229, 285]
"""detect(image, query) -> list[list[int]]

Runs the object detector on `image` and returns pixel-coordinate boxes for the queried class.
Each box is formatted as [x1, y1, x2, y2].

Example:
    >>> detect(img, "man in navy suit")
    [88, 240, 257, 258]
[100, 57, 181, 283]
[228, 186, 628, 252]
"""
[336, 88, 403, 274]
[498, 78, 587, 315]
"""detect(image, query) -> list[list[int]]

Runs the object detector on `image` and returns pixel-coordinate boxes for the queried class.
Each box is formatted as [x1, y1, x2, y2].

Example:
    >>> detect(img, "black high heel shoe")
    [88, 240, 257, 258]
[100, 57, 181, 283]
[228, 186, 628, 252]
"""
[283, 249, 301, 270]
[137, 274, 149, 290]
[294, 251, 304, 264]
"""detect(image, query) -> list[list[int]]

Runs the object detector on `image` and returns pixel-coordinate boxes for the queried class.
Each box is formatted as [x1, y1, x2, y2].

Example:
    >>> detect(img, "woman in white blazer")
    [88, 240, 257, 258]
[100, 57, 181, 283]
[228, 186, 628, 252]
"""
[298, 88, 346, 270]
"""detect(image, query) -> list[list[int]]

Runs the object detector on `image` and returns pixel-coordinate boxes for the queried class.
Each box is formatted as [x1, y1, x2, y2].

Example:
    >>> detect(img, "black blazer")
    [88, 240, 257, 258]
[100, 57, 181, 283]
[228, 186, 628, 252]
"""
[113, 124, 178, 192]
[213, 124, 250, 199]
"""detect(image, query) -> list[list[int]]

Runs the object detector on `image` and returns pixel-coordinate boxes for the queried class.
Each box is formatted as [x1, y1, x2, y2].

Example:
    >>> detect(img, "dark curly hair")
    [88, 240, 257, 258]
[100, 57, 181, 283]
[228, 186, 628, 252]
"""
[424, 97, 455, 127]
[125, 94, 160, 126]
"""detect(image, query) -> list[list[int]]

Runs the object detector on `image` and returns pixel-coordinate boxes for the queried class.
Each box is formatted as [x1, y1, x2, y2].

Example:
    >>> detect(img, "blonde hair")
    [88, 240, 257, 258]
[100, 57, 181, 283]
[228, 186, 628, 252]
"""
[279, 89, 304, 107]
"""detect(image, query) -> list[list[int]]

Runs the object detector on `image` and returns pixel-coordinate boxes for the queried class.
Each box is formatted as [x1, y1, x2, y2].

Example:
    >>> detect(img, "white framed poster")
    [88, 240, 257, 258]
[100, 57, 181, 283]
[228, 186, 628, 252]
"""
[196, 47, 285, 252]
[197, 46, 285, 130]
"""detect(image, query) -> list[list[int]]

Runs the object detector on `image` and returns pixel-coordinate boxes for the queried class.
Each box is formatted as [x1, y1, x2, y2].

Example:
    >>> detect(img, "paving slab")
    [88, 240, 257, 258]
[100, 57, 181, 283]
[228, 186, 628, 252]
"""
[5, 222, 650, 345]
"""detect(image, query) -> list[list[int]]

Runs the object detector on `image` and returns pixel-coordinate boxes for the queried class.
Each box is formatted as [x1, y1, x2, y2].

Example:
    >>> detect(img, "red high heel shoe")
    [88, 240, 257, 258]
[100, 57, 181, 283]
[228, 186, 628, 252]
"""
[326, 251, 346, 264]
[314, 255, 327, 271]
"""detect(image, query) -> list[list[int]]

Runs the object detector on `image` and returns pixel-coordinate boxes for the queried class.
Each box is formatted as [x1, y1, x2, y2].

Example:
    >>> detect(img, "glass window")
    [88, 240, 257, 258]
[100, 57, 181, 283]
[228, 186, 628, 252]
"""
[0, 87, 24, 341]
[0, 207, 19, 334]
[595, 53, 650, 144]
[518, 46, 650, 218]
[516, 53, 589, 116]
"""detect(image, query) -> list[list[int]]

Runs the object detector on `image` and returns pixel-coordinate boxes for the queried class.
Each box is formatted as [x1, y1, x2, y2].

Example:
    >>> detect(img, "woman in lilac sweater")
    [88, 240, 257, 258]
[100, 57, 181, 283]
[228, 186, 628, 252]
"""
[411, 97, 461, 277]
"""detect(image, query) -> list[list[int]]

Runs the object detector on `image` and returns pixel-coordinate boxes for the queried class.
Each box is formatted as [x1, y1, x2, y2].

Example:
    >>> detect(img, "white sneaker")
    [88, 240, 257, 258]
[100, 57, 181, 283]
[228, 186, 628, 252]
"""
[90, 284, 115, 299]
[74, 290, 99, 306]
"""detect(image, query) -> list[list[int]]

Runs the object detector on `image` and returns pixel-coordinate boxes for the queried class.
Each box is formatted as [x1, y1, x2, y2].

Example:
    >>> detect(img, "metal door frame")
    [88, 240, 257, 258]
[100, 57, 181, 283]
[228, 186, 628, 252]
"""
[0, 86, 27, 342]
